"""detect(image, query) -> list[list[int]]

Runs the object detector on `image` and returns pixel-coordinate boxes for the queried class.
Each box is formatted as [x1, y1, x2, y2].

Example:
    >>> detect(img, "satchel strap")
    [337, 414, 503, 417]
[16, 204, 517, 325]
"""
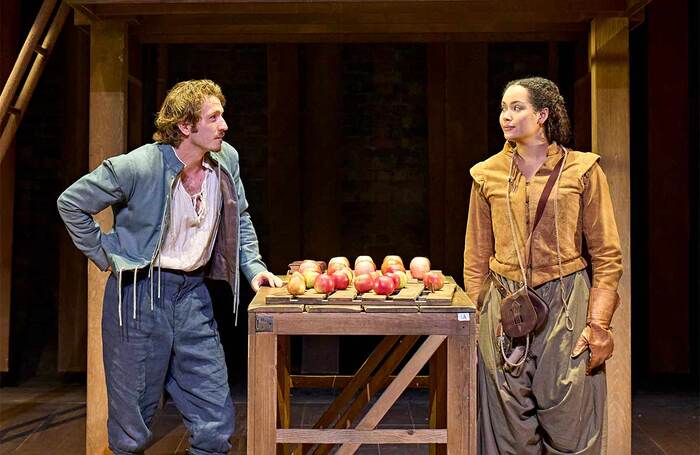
[523, 152, 566, 271]
[533, 154, 565, 232]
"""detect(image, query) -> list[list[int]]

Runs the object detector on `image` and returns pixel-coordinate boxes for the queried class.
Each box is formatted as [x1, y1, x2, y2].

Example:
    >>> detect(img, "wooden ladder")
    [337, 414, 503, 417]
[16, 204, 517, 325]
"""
[0, 0, 70, 164]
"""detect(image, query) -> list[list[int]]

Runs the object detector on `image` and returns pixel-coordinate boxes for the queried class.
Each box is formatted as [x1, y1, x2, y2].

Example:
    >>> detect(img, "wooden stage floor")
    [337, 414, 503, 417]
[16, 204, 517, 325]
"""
[0, 379, 697, 454]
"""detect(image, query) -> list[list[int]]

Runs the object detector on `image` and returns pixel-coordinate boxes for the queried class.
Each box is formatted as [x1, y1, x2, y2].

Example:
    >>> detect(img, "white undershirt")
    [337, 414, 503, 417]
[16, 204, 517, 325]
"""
[158, 157, 221, 271]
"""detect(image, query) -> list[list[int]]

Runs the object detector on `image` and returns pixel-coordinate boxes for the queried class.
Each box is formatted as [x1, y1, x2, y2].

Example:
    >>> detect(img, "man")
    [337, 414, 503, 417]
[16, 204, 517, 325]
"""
[57, 79, 282, 455]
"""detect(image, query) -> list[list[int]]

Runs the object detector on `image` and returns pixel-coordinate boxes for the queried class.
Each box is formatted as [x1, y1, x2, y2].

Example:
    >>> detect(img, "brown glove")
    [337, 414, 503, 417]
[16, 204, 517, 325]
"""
[572, 287, 620, 375]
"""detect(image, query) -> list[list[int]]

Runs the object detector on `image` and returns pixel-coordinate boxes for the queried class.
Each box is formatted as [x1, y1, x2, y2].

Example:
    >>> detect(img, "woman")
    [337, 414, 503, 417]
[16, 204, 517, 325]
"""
[463, 77, 622, 454]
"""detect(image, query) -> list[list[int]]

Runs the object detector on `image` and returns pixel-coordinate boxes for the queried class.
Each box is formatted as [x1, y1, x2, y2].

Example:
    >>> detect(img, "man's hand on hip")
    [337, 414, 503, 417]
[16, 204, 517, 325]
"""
[251, 271, 283, 291]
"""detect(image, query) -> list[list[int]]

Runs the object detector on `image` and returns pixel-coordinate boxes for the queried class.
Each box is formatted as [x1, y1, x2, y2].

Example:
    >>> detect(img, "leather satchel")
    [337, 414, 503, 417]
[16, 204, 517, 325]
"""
[491, 275, 548, 338]
[497, 154, 564, 338]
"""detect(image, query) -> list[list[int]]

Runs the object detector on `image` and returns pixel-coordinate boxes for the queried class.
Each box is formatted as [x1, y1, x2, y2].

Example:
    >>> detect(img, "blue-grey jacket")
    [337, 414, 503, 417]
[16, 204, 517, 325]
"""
[57, 141, 267, 317]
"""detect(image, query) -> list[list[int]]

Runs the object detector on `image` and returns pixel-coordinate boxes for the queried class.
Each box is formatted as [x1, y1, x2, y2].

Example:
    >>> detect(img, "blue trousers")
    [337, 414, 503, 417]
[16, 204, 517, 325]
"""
[102, 269, 234, 455]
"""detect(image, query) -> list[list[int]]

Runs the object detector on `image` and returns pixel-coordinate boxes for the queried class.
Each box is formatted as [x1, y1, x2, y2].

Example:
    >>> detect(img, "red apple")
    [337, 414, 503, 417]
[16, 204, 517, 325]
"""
[385, 272, 401, 290]
[302, 270, 320, 289]
[370, 271, 382, 280]
[287, 272, 306, 296]
[409, 257, 431, 280]
[381, 256, 404, 274]
[331, 270, 350, 290]
[423, 270, 445, 292]
[374, 275, 396, 295]
[354, 274, 374, 293]
[299, 259, 322, 274]
[314, 273, 335, 294]
[384, 263, 405, 274]
[354, 260, 376, 276]
[392, 270, 407, 289]
[327, 261, 348, 276]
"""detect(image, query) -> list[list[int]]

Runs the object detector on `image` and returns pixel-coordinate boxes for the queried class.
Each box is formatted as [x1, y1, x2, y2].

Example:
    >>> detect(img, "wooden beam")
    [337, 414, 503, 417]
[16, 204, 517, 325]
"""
[589, 16, 631, 455]
[58, 12, 89, 373]
[336, 335, 446, 454]
[0, 0, 20, 374]
[428, 339, 447, 455]
[267, 44, 300, 273]
[87, 18, 128, 455]
[140, 30, 586, 44]
[289, 373, 429, 388]
[278, 429, 447, 444]
[65, 1, 628, 18]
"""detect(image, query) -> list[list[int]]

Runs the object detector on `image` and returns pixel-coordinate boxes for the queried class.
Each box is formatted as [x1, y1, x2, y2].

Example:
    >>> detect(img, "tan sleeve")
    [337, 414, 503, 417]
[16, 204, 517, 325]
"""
[582, 163, 623, 290]
[463, 181, 494, 305]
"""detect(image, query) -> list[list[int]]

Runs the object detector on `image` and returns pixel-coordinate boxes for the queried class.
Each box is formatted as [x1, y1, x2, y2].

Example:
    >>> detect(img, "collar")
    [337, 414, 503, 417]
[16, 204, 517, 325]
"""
[502, 141, 562, 157]
[158, 143, 185, 174]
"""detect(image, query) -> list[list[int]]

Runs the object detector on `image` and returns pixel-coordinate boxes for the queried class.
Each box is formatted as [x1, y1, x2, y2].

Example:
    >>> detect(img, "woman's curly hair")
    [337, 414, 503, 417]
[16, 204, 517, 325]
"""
[153, 79, 226, 147]
[505, 77, 571, 145]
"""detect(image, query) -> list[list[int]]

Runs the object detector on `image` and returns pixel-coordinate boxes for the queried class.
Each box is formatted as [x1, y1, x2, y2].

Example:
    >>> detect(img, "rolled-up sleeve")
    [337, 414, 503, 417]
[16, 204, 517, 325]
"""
[582, 163, 623, 290]
[463, 181, 494, 305]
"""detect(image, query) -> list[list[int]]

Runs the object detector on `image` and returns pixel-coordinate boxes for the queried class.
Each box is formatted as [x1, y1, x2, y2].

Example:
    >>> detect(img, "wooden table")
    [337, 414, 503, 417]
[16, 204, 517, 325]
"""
[247, 279, 477, 454]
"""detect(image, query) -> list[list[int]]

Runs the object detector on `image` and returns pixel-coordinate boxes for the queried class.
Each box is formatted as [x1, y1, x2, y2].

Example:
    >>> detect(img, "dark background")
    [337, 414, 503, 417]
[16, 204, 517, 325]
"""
[0, 0, 697, 394]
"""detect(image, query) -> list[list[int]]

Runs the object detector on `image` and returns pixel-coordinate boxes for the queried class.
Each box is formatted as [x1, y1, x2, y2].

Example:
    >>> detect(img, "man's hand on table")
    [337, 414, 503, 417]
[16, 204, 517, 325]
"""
[251, 271, 284, 291]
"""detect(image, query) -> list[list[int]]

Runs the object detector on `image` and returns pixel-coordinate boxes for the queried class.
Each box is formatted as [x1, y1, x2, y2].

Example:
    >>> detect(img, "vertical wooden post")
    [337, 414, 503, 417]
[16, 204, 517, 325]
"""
[87, 19, 128, 455]
[0, 0, 20, 373]
[428, 340, 447, 455]
[589, 17, 631, 455]
[58, 17, 89, 372]
[445, 43, 488, 283]
[267, 44, 300, 273]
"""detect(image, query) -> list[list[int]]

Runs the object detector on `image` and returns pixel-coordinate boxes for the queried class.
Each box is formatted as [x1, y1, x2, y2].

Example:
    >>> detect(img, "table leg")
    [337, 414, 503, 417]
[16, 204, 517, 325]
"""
[430, 339, 447, 455]
[447, 335, 469, 454]
[278, 336, 294, 454]
[249, 331, 277, 454]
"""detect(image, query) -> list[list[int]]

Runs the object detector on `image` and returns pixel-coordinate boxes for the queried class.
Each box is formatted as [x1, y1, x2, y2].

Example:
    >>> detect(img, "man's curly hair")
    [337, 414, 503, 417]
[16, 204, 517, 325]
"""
[153, 79, 226, 147]
[504, 77, 571, 145]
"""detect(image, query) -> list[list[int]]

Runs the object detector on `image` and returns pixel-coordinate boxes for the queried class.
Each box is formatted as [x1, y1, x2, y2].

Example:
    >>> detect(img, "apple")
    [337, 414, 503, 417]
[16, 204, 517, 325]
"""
[331, 270, 351, 290]
[374, 275, 396, 295]
[341, 267, 354, 284]
[329, 256, 350, 268]
[409, 257, 431, 280]
[354, 260, 376, 276]
[392, 270, 407, 289]
[354, 274, 374, 293]
[381, 256, 404, 274]
[383, 255, 404, 266]
[384, 263, 405, 274]
[287, 272, 306, 296]
[299, 260, 322, 274]
[423, 270, 445, 292]
[302, 270, 320, 289]
[385, 272, 401, 290]
[370, 270, 382, 280]
[355, 255, 375, 267]
[314, 273, 335, 294]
